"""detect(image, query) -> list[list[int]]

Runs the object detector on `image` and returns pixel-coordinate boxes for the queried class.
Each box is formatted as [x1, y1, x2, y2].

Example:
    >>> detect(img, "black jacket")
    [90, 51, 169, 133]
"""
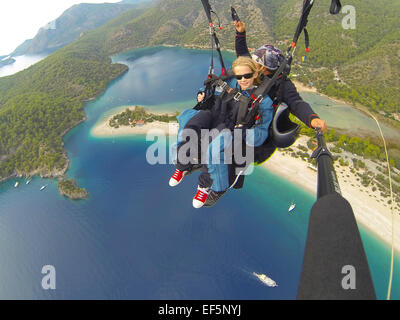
[235, 31, 320, 128]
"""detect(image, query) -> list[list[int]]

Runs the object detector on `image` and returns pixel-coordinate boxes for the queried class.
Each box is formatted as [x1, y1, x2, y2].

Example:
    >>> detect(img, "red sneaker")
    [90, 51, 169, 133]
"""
[169, 169, 186, 187]
[192, 186, 210, 208]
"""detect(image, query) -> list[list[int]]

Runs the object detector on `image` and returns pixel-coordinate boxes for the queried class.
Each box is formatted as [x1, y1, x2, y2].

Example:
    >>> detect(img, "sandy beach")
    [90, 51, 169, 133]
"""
[91, 111, 399, 252]
[91, 116, 179, 137]
[292, 80, 318, 94]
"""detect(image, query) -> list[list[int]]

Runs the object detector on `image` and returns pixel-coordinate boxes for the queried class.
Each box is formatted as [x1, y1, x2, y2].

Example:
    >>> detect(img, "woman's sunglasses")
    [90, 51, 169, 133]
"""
[235, 72, 254, 80]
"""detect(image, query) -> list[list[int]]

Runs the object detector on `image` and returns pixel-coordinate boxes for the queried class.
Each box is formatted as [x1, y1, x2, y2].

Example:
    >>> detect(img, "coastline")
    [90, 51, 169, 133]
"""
[292, 80, 318, 94]
[91, 111, 400, 252]
[0, 116, 87, 197]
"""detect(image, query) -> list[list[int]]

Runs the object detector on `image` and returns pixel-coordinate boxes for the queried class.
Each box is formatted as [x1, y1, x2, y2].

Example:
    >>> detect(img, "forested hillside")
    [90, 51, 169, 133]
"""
[11, 2, 140, 56]
[272, 0, 400, 118]
[0, 7, 147, 182]
[0, 0, 399, 188]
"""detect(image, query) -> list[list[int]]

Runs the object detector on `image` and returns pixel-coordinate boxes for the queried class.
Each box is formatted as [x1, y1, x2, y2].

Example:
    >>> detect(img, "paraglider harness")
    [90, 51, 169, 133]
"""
[200, 56, 297, 165]
[196, 0, 342, 185]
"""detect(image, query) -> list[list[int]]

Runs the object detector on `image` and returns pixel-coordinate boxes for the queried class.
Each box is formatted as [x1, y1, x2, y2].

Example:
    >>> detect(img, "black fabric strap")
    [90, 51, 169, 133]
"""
[304, 28, 309, 50]
[273, 76, 286, 106]
[330, 0, 342, 14]
[292, 0, 314, 47]
[201, 0, 226, 76]
[205, 77, 254, 127]
[235, 95, 252, 125]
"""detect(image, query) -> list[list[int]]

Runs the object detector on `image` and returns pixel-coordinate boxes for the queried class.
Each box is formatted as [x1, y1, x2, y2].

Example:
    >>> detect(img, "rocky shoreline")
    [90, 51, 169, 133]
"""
[58, 178, 89, 200]
[0, 117, 88, 200]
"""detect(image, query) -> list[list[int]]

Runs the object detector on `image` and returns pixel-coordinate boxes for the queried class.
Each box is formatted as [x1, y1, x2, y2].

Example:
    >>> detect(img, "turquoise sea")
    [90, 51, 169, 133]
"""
[0, 47, 398, 299]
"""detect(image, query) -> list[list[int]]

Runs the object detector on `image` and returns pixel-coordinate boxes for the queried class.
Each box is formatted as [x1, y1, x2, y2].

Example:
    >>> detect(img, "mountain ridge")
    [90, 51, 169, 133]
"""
[10, 2, 144, 56]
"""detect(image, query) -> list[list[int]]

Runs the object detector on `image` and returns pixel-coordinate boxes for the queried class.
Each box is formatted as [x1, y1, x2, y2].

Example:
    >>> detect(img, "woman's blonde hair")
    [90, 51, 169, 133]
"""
[232, 56, 263, 86]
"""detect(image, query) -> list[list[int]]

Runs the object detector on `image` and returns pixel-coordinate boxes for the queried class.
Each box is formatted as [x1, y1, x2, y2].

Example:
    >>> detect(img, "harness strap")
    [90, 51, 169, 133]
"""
[237, 55, 292, 126]
[291, 0, 314, 52]
[231, 6, 240, 22]
[206, 77, 258, 127]
[202, 63, 290, 129]
[304, 28, 310, 52]
[201, 0, 227, 76]
[330, 0, 342, 14]
[235, 95, 252, 126]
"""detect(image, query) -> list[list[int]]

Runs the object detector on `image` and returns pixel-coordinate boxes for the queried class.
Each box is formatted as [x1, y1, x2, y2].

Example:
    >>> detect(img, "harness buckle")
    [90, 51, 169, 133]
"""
[219, 81, 228, 90]
[254, 95, 263, 103]
[233, 92, 242, 101]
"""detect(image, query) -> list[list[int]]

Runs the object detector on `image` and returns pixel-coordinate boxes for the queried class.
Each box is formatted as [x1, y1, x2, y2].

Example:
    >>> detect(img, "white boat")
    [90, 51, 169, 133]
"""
[14, 181, 19, 188]
[26, 179, 31, 184]
[40, 185, 47, 191]
[253, 272, 278, 287]
[307, 163, 317, 171]
[288, 203, 296, 212]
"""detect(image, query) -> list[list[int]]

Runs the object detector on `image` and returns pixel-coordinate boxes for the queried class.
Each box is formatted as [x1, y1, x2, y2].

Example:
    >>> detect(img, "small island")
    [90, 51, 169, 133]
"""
[58, 178, 89, 200]
[91, 105, 180, 137]
[109, 106, 178, 128]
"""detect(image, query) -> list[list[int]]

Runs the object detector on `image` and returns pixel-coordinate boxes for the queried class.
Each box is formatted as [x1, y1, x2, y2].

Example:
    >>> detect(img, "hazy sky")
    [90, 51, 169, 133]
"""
[0, 0, 121, 56]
